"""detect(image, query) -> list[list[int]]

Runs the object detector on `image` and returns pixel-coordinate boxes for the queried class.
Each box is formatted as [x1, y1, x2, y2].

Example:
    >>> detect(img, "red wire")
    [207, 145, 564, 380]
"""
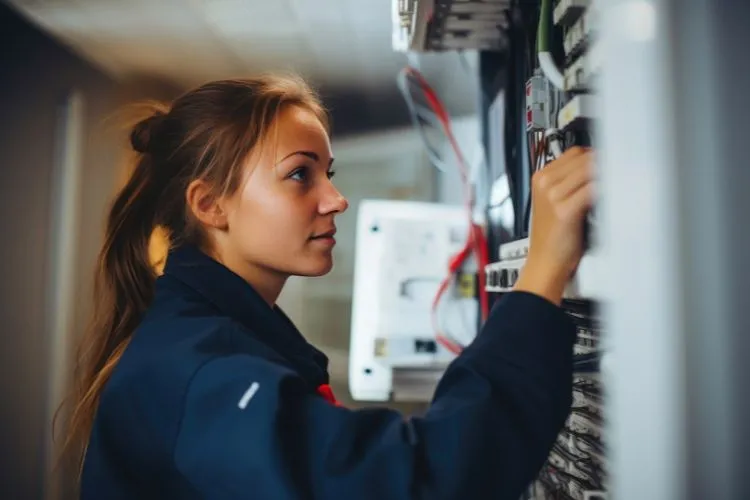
[407, 67, 491, 321]
[405, 66, 491, 352]
[432, 240, 473, 354]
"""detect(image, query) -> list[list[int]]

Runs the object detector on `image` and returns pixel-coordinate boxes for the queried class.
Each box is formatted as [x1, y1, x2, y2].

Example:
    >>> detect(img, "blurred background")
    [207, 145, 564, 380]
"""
[1, 0, 749, 499]
[0, 1, 480, 497]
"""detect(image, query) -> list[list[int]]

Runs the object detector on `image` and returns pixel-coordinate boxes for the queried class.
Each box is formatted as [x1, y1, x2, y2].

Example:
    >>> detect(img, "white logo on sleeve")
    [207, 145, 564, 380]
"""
[238, 381, 260, 410]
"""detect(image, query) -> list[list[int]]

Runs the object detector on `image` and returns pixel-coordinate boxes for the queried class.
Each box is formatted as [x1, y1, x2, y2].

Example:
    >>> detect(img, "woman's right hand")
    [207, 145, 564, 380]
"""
[514, 147, 595, 305]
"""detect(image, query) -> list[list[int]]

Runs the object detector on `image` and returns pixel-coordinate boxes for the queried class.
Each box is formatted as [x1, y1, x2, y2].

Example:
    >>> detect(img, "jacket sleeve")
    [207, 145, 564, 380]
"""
[173, 291, 575, 500]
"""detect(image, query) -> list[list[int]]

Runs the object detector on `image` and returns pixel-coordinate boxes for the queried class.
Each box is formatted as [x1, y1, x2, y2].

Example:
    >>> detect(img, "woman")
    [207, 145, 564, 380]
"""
[63, 75, 594, 499]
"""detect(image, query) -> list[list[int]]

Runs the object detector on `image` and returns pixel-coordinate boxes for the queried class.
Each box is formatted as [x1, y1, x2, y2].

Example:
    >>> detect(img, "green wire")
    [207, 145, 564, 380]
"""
[537, 0, 551, 53]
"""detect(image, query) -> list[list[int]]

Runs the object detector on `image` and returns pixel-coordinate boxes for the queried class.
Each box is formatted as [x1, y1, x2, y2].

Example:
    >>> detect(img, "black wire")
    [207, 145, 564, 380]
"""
[573, 390, 603, 408]
[523, 131, 534, 233]
[504, 33, 524, 238]
[539, 468, 575, 500]
[572, 377, 600, 388]
[553, 443, 583, 463]
[547, 464, 600, 493]
[573, 351, 602, 373]
[572, 396, 603, 419]
[520, 0, 541, 238]
[541, 470, 579, 500]
[564, 431, 605, 456]
[523, 192, 532, 235]
[571, 405, 603, 424]
[562, 298, 597, 316]
[556, 431, 606, 470]
[538, 472, 574, 500]
[504, 0, 541, 239]
[478, 49, 512, 265]
[575, 455, 606, 480]
[566, 314, 599, 330]
[561, 426, 598, 441]
[551, 448, 604, 489]
[573, 380, 602, 398]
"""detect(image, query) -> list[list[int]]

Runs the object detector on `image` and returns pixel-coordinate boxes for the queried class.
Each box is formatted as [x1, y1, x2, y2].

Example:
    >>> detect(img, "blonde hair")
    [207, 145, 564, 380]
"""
[56, 74, 328, 477]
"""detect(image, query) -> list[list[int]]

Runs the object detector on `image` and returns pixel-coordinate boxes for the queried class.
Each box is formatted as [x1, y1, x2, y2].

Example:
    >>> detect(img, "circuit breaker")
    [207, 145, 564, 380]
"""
[526, 75, 550, 131]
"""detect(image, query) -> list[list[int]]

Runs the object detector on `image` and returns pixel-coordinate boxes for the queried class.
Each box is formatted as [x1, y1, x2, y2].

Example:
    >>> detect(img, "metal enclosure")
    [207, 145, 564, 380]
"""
[599, 0, 750, 499]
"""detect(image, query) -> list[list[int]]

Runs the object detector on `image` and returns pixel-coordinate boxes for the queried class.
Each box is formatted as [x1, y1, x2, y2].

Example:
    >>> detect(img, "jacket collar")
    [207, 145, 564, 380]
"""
[162, 245, 330, 387]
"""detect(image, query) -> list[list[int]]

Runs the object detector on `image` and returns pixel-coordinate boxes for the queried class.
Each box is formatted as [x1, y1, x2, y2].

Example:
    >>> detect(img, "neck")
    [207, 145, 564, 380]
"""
[206, 247, 287, 306]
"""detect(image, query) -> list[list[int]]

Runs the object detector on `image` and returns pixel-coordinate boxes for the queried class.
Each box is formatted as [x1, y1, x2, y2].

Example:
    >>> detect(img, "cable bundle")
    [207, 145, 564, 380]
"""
[397, 65, 491, 354]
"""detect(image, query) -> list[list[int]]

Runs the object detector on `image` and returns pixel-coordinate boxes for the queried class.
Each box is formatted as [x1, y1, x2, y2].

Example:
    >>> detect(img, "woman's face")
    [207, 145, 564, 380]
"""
[219, 105, 348, 284]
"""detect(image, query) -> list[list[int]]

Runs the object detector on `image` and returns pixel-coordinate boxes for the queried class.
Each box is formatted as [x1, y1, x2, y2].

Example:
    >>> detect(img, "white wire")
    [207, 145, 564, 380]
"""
[539, 52, 565, 90]
[545, 128, 564, 159]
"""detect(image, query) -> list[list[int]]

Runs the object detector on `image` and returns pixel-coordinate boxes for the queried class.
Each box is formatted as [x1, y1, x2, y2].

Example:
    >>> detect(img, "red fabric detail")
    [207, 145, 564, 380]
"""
[316, 384, 342, 407]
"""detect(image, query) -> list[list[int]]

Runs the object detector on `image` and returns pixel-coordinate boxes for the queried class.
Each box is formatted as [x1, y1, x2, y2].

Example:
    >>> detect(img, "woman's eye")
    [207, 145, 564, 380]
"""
[289, 167, 335, 183]
[289, 167, 309, 182]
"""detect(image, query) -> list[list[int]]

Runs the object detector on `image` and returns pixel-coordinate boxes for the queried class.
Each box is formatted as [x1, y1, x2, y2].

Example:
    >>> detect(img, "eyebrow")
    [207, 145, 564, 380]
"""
[277, 151, 334, 166]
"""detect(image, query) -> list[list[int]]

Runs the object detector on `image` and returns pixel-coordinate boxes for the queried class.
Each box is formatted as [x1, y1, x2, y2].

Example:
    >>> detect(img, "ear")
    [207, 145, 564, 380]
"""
[185, 179, 228, 230]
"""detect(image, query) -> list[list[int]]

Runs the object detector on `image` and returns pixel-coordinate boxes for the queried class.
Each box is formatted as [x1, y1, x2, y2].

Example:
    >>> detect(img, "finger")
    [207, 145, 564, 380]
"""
[559, 181, 596, 222]
[559, 145, 588, 161]
[547, 156, 594, 202]
[539, 149, 592, 185]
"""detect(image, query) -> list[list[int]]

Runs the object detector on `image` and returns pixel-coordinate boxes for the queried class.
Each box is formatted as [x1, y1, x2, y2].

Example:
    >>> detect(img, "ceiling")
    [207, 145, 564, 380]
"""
[6, 0, 479, 131]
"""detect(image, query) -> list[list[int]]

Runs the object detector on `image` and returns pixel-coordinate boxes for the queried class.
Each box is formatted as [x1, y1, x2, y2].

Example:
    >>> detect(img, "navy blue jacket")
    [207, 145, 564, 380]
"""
[81, 245, 575, 500]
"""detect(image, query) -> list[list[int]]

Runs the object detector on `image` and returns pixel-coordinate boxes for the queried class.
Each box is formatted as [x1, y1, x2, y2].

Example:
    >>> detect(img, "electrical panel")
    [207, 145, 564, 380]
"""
[560, 1, 599, 93]
[487, 239, 606, 498]
[393, 0, 750, 497]
[392, 0, 607, 494]
[488, 0, 605, 498]
[349, 200, 476, 402]
[485, 237, 604, 300]
[392, 0, 513, 52]
[529, 302, 607, 500]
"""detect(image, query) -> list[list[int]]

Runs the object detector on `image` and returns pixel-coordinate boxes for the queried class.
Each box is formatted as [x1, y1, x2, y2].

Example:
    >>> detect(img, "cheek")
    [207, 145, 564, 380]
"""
[233, 185, 276, 233]
[233, 183, 308, 243]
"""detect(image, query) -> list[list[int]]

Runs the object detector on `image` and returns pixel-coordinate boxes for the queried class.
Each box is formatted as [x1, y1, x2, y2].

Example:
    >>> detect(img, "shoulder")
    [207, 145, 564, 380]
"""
[95, 314, 288, 455]
[179, 353, 306, 418]
[108, 314, 286, 407]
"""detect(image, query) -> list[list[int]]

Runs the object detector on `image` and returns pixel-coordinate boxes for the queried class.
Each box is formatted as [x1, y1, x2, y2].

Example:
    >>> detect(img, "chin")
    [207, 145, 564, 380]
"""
[295, 256, 334, 277]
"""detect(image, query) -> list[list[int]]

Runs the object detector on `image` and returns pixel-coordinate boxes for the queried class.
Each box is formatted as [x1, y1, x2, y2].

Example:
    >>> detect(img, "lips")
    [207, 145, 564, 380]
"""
[311, 228, 336, 239]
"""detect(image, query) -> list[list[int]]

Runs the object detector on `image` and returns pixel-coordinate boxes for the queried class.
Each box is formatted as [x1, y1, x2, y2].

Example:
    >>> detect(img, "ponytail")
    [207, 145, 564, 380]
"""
[54, 76, 330, 483]
[56, 110, 167, 475]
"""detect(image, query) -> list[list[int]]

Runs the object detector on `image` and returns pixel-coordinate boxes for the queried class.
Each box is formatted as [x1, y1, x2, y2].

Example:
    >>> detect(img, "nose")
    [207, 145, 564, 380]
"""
[319, 182, 348, 215]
